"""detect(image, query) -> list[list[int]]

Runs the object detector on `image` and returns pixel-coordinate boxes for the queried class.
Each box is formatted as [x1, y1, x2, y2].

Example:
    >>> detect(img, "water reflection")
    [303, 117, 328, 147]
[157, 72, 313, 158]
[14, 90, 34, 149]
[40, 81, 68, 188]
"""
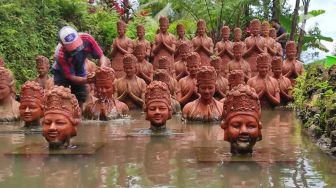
[0, 109, 336, 187]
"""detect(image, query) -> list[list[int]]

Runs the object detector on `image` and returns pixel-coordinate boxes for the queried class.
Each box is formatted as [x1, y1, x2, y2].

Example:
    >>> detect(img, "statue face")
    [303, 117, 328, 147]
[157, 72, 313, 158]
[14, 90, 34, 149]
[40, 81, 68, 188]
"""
[0, 83, 11, 101]
[43, 113, 75, 148]
[137, 28, 145, 38]
[234, 48, 243, 61]
[212, 63, 222, 75]
[123, 63, 136, 77]
[251, 23, 260, 36]
[257, 64, 269, 77]
[160, 22, 168, 33]
[226, 115, 260, 153]
[177, 27, 185, 38]
[269, 29, 276, 38]
[117, 25, 125, 36]
[222, 29, 230, 40]
[272, 66, 282, 77]
[96, 81, 114, 99]
[187, 63, 199, 76]
[198, 83, 215, 100]
[180, 47, 189, 60]
[234, 31, 242, 41]
[286, 48, 296, 59]
[261, 27, 269, 37]
[135, 48, 146, 61]
[197, 26, 205, 36]
[19, 102, 43, 123]
[146, 101, 170, 127]
[36, 63, 49, 76]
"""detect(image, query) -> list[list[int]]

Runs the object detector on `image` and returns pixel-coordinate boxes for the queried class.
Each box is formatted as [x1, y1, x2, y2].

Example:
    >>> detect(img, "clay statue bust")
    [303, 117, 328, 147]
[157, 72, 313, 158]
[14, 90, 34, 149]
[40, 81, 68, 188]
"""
[133, 24, 151, 59]
[152, 16, 176, 70]
[283, 41, 304, 86]
[145, 81, 172, 131]
[221, 84, 262, 154]
[114, 54, 147, 110]
[175, 24, 191, 61]
[84, 66, 129, 120]
[269, 28, 283, 57]
[19, 81, 44, 127]
[192, 19, 214, 66]
[34, 55, 54, 90]
[215, 26, 233, 70]
[271, 56, 293, 105]
[0, 67, 20, 122]
[134, 43, 153, 84]
[210, 56, 229, 100]
[42, 86, 81, 149]
[261, 21, 277, 57]
[182, 66, 223, 122]
[176, 52, 201, 107]
[233, 28, 246, 51]
[153, 69, 181, 114]
[228, 70, 245, 90]
[244, 19, 267, 76]
[247, 53, 280, 109]
[174, 42, 190, 80]
[110, 20, 133, 78]
[225, 43, 251, 82]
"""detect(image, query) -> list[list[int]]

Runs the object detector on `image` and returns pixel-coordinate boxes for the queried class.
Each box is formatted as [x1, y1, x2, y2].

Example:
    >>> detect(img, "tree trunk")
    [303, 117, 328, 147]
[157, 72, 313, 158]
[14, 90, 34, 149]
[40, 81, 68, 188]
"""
[297, 0, 310, 59]
[272, 0, 280, 19]
[289, 0, 300, 41]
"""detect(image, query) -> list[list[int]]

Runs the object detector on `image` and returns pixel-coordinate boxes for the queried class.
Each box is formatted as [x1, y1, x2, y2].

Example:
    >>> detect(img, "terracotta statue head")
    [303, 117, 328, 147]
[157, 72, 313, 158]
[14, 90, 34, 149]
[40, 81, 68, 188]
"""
[197, 66, 217, 101]
[42, 86, 81, 149]
[228, 70, 245, 89]
[0, 67, 15, 101]
[261, 21, 270, 37]
[285, 41, 297, 60]
[250, 19, 261, 36]
[221, 84, 262, 154]
[210, 56, 223, 75]
[145, 81, 172, 130]
[95, 66, 115, 99]
[176, 23, 185, 38]
[233, 43, 243, 61]
[271, 56, 283, 78]
[186, 52, 201, 76]
[123, 54, 137, 77]
[197, 19, 206, 36]
[158, 56, 171, 71]
[19, 81, 44, 126]
[179, 42, 190, 61]
[136, 24, 145, 39]
[233, 28, 242, 42]
[256, 53, 271, 77]
[153, 69, 174, 96]
[36, 55, 50, 77]
[117, 20, 126, 36]
[159, 16, 169, 33]
[221, 26, 230, 41]
[134, 43, 146, 62]
[269, 28, 277, 39]
[0, 57, 4, 67]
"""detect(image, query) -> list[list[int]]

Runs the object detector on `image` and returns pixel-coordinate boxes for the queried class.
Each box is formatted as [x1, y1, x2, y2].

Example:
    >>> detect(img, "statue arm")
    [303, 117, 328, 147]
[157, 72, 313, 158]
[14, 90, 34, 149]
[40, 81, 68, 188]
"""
[265, 80, 280, 105]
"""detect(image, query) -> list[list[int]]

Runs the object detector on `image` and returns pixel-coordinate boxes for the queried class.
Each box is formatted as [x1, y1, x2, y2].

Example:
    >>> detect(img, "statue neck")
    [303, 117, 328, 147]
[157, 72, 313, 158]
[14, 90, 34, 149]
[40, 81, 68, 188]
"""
[24, 119, 41, 127]
[0, 95, 14, 106]
[150, 124, 167, 132]
[200, 97, 214, 105]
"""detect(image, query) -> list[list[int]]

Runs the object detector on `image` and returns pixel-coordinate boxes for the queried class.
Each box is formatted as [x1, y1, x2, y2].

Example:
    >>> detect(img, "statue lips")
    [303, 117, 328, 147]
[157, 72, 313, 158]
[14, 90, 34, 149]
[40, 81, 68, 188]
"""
[47, 130, 59, 140]
[23, 112, 33, 121]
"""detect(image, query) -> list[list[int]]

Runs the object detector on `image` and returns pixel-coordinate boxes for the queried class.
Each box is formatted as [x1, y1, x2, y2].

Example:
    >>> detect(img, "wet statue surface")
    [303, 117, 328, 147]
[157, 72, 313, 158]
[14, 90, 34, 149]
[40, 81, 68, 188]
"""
[19, 81, 44, 127]
[84, 66, 129, 120]
[192, 19, 214, 66]
[110, 20, 133, 78]
[215, 26, 233, 71]
[210, 56, 229, 100]
[152, 16, 176, 70]
[221, 84, 262, 154]
[33, 55, 54, 90]
[0, 67, 20, 122]
[183, 66, 223, 122]
[226, 42, 251, 82]
[282, 41, 304, 86]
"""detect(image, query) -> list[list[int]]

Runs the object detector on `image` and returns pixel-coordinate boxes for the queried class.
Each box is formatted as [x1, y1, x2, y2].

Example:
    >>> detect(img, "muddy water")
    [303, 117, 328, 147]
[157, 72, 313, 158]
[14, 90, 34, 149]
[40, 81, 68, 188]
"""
[0, 109, 335, 188]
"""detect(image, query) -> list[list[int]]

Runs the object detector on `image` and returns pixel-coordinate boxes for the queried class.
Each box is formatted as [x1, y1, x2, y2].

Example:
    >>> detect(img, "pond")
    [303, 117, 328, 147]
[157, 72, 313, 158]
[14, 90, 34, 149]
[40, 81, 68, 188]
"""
[0, 109, 335, 188]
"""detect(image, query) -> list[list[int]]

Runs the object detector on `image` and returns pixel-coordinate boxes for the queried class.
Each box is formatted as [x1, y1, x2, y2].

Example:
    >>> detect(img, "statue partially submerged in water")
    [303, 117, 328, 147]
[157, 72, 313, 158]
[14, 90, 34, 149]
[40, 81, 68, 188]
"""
[84, 66, 129, 120]
[42, 86, 81, 149]
[19, 81, 44, 127]
[221, 84, 262, 154]
[0, 67, 20, 122]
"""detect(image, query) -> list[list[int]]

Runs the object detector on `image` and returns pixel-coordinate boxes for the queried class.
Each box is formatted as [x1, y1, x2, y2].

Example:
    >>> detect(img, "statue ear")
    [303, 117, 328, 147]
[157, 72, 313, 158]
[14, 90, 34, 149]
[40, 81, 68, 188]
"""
[220, 120, 227, 129]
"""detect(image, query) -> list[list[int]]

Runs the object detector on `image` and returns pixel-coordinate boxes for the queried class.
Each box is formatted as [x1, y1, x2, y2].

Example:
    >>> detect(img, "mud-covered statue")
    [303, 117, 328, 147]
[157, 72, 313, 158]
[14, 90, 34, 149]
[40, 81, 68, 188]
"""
[133, 24, 151, 59]
[114, 54, 147, 110]
[134, 43, 153, 84]
[192, 19, 214, 66]
[244, 19, 267, 76]
[271, 56, 293, 105]
[0, 67, 20, 122]
[174, 24, 191, 62]
[247, 53, 280, 109]
[183, 66, 223, 122]
[215, 26, 233, 70]
[152, 16, 176, 70]
[176, 52, 201, 107]
[173, 42, 190, 80]
[269, 28, 283, 57]
[210, 56, 229, 100]
[261, 21, 277, 57]
[84, 67, 129, 120]
[42, 86, 81, 149]
[145, 81, 172, 132]
[226, 43, 251, 82]
[282, 41, 304, 86]
[19, 81, 44, 127]
[110, 20, 133, 78]
[221, 84, 262, 154]
[34, 55, 54, 90]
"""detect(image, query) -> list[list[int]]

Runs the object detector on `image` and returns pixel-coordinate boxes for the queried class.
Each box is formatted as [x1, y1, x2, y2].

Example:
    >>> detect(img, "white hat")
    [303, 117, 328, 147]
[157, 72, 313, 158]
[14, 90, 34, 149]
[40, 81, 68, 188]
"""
[59, 26, 83, 51]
